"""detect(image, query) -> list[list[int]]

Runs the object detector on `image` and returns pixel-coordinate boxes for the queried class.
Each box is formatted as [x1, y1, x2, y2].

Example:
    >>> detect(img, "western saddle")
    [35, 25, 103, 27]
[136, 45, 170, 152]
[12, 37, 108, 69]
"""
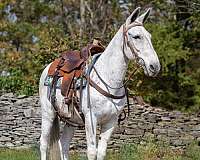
[47, 40, 105, 123]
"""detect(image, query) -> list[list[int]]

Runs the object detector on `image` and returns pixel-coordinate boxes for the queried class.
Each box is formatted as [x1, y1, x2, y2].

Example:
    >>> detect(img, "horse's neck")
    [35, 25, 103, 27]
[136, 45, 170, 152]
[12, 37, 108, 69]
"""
[94, 27, 128, 89]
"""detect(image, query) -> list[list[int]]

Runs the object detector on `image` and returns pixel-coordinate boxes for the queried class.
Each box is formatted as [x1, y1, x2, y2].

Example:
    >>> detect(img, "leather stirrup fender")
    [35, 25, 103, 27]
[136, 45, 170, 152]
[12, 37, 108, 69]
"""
[61, 70, 75, 97]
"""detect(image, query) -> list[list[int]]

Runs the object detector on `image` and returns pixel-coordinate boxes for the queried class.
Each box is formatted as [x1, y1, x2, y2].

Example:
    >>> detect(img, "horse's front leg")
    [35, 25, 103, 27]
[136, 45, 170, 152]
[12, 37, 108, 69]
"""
[85, 112, 97, 160]
[97, 117, 117, 160]
[60, 124, 75, 160]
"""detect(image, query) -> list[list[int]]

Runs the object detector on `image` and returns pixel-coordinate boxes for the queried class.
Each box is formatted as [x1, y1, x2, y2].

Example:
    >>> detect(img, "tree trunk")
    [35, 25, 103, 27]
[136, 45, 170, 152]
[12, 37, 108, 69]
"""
[80, 0, 85, 39]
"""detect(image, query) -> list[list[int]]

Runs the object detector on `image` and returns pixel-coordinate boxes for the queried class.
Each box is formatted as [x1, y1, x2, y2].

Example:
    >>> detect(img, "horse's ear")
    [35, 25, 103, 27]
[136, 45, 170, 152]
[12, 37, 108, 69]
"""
[126, 7, 141, 26]
[136, 8, 151, 24]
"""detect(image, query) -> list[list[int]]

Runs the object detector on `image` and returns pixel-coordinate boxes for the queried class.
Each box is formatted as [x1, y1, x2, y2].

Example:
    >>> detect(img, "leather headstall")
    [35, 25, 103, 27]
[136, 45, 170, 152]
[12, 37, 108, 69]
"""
[86, 22, 144, 100]
[122, 22, 145, 68]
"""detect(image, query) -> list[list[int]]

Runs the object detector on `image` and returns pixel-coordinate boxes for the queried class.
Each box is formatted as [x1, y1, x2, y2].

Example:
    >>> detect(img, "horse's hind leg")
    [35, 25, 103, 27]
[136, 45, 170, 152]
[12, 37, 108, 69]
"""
[40, 97, 56, 160]
[60, 124, 75, 160]
[85, 113, 97, 160]
[97, 117, 117, 160]
[40, 114, 55, 160]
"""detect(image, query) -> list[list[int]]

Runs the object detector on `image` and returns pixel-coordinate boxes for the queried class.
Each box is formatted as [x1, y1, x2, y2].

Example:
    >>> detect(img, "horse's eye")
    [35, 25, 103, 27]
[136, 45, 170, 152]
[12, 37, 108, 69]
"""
[133, 35, 140, 39]
[128, 33, 141, 39]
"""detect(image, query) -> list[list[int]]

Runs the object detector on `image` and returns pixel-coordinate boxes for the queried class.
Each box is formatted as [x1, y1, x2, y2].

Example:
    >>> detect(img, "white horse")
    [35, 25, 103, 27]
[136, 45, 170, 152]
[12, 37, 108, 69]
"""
[39, 7, 160, 160]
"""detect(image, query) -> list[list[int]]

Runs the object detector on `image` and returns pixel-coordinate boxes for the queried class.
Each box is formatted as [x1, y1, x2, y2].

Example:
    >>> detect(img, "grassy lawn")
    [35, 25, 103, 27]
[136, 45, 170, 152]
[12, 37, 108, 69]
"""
[0, 147, 39, 160]
[1, 141, 200, 160]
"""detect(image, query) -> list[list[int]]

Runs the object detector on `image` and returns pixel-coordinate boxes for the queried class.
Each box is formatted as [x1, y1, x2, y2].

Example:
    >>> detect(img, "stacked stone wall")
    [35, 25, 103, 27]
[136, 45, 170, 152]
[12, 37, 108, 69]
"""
[0, 93, 200, 150]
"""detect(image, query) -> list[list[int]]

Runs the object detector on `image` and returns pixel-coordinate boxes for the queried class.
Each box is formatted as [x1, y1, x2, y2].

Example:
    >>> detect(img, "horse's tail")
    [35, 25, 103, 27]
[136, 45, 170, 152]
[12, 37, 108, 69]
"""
[49, 116, 61, 160]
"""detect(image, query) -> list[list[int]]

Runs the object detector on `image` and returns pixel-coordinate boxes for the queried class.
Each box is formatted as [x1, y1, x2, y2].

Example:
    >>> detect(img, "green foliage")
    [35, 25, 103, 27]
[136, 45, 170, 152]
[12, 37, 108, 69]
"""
[0, 69, 36, 95]
[118, 144, 140, 160]
[146, 22, 190, 74]
[183, 142, 200, 160]
[0, 0, 199, 112]
[127, 17, 200, 112]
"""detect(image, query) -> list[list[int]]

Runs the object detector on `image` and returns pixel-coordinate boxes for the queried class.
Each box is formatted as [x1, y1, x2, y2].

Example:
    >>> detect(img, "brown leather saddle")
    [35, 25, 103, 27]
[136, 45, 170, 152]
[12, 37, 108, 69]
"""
[47, 39, 105, 105]
[48, 51, 83, 98]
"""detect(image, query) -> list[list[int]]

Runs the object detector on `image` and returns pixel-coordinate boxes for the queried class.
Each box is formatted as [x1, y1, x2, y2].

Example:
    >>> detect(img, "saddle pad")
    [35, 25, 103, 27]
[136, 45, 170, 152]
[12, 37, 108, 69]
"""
[44, 76, 61, 89]
[44, 75, 87, 90]
[74, 77, 87, 89]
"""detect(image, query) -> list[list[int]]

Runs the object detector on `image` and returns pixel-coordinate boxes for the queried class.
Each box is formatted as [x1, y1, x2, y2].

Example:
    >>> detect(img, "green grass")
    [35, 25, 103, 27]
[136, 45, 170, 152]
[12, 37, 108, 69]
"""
[0, 147, 39, 160]
[1, 141, 200, 160]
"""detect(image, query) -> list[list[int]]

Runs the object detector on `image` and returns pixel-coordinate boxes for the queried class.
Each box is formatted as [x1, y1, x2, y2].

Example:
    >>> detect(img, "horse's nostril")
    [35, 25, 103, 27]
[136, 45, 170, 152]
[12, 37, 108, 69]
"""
[150, 64, 155, 71]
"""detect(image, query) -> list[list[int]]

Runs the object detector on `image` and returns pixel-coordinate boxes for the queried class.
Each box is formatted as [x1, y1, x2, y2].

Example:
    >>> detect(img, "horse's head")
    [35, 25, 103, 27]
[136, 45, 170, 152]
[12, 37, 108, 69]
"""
[123, 7, 160, 77]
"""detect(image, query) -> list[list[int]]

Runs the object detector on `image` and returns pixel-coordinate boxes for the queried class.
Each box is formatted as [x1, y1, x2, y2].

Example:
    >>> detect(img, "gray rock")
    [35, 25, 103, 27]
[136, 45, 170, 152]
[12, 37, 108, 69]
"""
[170, 139, 184, 146]
[180, 135, 194, 145]
[24, 109, 33, 117]
[5, 142, 15, 147]
[168, 129, 181, 137]
[192, 124, 200, 131]
[0, 136, 11, 142]
[161, 116, 171, 121]
[1, 93, 200, 150]
[17, 95, 28, 99]
[197, 137, 200, 142]
[153, 128, 168, 135]
[1, 93, 14, 98]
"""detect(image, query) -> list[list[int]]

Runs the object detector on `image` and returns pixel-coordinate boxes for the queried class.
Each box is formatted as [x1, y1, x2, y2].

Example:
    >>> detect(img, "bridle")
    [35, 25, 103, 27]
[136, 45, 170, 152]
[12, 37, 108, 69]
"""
[83, 22, 148, 130]
[122, 22, 148, 72]
[86, 22, 148, 99]
[90, 22, 147, 90]
[122, 22, 142, 59]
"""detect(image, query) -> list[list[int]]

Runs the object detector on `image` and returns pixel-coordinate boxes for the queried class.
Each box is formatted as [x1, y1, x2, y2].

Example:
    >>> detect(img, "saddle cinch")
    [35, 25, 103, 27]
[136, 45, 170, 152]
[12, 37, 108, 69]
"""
[47, 40, 105, 124]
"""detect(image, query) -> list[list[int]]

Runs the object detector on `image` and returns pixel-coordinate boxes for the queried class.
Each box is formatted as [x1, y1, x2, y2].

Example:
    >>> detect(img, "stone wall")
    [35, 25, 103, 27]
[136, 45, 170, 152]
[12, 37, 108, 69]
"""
[0, 93, 200, 150]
